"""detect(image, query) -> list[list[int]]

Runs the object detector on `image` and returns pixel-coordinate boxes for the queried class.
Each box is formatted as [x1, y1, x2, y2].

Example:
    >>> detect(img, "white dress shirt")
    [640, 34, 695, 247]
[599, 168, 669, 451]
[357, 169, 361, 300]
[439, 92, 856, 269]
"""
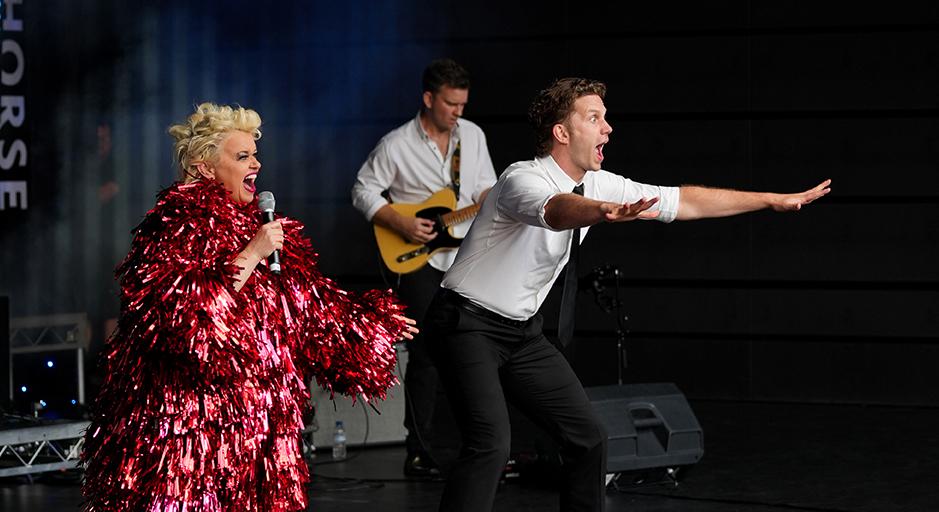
[352, 113, 497, 271]
[442, 155, 680, 320]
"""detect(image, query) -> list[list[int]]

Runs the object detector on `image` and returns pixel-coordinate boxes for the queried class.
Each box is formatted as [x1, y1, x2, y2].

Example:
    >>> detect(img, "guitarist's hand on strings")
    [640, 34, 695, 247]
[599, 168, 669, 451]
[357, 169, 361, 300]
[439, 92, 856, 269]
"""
[396, 215, 438, 245]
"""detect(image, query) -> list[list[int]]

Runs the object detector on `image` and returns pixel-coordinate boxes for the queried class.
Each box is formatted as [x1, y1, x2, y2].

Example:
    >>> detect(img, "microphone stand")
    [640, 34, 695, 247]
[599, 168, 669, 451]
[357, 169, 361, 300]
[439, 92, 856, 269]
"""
[588, 265, 629, 385]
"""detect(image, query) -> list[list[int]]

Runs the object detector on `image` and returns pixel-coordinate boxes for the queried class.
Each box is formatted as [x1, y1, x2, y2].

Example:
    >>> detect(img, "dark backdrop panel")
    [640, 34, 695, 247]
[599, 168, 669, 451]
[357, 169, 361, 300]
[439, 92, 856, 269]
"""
[581, 203, 938, 283]
[444, 1, 751, 38]
[751, 1, 939, 28]
[569, 287, 938, 338]
[573, 334, 939, 407]
[752, 118, 939, 197]
[571, 335, 754, 398]
[751, 340, 939, 405]
[450, 41, 577, 120]
[594, 119, 750, 186]
[464, 35, 750, 118]
[578, 36, 750, 115]
[469, 121, 540, 179]
[1, 0, 936, 407]
[751, 31, 939, 111]
[751, 205, 939, 282]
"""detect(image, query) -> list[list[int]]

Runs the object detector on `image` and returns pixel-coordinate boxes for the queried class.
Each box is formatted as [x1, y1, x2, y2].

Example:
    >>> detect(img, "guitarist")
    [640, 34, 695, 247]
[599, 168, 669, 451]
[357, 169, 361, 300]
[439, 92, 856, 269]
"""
[351, 58, 496, 477]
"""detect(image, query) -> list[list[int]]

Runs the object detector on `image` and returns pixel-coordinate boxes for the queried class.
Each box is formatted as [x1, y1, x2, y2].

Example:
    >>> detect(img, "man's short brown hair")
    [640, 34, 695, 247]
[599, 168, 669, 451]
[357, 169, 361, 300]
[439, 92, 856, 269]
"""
[422, 58, 471, 94]
[527, 78, 607, 157]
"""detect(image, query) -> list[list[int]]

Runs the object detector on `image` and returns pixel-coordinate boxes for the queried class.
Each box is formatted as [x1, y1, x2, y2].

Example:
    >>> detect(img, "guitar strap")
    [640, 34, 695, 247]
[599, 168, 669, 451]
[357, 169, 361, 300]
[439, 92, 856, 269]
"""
[449, 140, 461, 198]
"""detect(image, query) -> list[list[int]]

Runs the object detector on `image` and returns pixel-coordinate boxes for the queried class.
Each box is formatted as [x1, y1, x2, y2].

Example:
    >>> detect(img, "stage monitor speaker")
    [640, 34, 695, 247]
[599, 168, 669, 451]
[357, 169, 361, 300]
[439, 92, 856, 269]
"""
[586, 382, 704, 473]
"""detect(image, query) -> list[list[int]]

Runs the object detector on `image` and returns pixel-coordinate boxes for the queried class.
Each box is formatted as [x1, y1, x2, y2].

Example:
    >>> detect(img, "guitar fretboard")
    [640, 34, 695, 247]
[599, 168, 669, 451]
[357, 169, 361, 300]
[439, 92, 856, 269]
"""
[441, 204, 481, 227]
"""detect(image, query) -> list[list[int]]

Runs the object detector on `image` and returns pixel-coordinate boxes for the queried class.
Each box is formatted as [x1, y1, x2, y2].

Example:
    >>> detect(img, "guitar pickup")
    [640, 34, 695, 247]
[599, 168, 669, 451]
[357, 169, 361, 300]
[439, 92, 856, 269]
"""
[397, 246, 432, 263]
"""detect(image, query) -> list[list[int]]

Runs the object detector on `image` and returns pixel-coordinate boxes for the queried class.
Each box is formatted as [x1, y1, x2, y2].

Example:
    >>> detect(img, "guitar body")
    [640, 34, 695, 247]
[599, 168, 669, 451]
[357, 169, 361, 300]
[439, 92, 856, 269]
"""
[374, 188, 471, 274]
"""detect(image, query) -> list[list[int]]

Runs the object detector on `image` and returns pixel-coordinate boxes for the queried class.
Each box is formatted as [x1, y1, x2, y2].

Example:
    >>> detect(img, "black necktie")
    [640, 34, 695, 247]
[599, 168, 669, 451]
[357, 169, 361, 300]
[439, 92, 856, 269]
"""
[558, 183, 584, 347]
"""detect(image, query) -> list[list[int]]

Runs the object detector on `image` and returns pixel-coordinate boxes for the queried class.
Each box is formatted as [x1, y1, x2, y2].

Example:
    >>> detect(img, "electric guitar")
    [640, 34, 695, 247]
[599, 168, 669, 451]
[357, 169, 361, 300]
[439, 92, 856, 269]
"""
[374, 188, 480, 274]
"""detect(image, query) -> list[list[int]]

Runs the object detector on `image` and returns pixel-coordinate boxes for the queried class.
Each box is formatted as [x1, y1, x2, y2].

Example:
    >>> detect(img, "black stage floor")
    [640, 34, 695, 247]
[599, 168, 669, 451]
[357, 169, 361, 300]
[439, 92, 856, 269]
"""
[3, 401, 938, 511]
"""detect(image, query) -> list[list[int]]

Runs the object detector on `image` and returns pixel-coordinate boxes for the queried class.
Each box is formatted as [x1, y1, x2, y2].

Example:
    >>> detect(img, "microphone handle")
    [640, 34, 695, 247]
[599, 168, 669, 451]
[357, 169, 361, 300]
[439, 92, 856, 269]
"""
[261, 210, 282, 274]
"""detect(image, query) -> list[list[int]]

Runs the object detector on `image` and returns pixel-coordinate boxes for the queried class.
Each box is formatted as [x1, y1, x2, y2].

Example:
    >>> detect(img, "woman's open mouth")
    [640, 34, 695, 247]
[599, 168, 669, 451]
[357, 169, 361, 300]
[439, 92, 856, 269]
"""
[243, 173, 258, 193]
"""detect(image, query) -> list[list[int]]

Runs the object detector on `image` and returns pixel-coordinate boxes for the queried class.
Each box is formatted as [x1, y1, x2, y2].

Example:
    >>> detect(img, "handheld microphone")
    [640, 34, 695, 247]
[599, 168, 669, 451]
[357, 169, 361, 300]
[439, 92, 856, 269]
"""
[257, 191, 282, 274]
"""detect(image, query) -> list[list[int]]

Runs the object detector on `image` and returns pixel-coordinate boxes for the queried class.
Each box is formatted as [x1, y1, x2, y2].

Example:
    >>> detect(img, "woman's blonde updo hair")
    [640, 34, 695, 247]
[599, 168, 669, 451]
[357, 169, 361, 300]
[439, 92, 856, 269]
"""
[168, 102, 262, 183]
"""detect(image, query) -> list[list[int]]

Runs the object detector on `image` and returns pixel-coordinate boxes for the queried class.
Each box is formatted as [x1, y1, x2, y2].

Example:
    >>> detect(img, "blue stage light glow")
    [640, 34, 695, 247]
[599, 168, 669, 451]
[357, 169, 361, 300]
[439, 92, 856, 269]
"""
[47, 360, 54, 368]
[20, 386, 27, 392]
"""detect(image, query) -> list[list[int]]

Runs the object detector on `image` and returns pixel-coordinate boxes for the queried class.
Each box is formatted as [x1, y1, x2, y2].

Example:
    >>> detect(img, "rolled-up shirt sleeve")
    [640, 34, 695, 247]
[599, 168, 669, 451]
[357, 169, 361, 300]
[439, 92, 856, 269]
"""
[351, 142, 395, 221]
[594, 171, 680, 223]
[623, 179, 680, 223]
[496, 170, 561, 230]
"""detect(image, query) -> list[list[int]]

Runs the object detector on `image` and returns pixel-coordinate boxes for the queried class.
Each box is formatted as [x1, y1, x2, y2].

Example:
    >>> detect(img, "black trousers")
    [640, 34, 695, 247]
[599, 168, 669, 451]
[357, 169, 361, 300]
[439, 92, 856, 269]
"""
[394, 265, 447, 456]
[426, 289, 607, 512]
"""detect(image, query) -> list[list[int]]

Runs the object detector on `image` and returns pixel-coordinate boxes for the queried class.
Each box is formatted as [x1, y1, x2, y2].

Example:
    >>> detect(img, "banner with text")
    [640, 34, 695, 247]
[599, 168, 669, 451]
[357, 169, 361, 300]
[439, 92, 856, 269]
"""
[1, 0, 28, 211]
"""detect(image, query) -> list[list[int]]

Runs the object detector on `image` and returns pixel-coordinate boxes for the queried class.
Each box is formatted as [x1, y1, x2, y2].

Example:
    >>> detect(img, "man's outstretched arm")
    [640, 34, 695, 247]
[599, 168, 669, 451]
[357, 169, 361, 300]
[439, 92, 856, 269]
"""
[544, 194, 660, 230]
[676, 179, 831, 221]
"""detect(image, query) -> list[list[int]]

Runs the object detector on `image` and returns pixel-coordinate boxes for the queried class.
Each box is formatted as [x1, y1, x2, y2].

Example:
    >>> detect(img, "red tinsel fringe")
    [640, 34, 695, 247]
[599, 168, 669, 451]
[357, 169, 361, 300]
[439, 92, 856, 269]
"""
[81, 180, 404, 511]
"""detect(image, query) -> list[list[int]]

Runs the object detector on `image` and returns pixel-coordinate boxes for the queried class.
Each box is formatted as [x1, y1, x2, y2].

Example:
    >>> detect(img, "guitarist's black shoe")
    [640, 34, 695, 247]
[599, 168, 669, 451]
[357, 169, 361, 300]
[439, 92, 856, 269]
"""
[403, 452, 442, 479]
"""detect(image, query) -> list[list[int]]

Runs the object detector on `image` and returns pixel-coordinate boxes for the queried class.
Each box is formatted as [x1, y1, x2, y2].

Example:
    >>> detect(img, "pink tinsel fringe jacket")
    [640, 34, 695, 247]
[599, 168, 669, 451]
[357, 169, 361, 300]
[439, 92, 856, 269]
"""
[81, 180, 405, 512]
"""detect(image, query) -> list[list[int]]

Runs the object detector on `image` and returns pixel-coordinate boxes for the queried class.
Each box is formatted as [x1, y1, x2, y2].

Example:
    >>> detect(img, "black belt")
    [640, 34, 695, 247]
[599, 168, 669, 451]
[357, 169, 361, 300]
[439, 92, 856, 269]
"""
[439, 288, 529, 328]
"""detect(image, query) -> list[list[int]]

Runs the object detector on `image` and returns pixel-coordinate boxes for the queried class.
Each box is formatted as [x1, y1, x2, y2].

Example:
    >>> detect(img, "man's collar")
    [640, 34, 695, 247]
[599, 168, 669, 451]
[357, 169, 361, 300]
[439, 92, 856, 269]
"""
[414, 111, 461, 142]
[538, 155, 582, 191]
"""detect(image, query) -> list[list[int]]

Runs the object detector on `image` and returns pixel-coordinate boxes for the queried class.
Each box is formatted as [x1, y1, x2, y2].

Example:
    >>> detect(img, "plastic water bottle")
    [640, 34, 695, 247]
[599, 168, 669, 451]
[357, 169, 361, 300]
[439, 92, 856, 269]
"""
[332, 420, 347, 460]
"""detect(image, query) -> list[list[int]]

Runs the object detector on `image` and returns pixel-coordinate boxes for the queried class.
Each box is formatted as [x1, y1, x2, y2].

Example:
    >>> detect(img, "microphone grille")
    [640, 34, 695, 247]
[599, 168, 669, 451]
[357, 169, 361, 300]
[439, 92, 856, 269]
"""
[258, 191, 276, 211]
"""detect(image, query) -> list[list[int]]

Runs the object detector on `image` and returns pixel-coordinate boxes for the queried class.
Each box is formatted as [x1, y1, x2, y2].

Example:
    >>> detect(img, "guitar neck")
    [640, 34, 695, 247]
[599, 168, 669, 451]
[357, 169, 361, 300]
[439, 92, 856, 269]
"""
[441, 204, 481, 227]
